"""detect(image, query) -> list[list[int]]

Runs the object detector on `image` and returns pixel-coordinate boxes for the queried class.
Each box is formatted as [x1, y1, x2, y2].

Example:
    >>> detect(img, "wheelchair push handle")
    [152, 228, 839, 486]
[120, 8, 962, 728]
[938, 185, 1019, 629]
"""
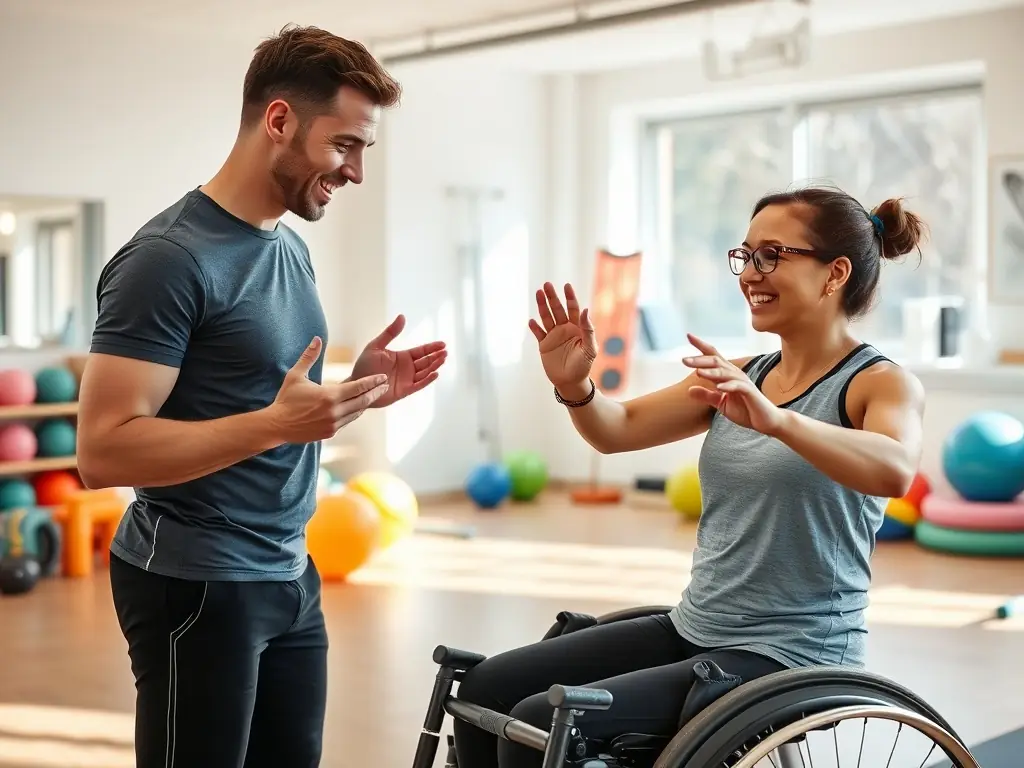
[547, 684, 614, 711]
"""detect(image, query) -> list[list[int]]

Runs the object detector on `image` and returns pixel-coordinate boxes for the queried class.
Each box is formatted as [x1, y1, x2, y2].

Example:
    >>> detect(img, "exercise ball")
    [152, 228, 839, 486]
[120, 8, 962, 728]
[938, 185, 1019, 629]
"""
[0, 480, 36, 511]
[305, 489, 382, 582]
[466, 462, 512, 509]
[34, 366, 78, 404]
[32, 470, 82, 506]
[903, 473, 931, 510]
[942, 411, 1024, 502]
[877, 497, 919, 540]
[316, 466, 333, 498]
[666, 465, 702, 519]
[346, 472, 419, 549]
[0, 369, 36, 406]
[0, 424, 37, 462]
[885, 497, 920, 527]
[504, 450, 549, 502]
[876, 514, 915, 541]
[35, 419, 76, 458]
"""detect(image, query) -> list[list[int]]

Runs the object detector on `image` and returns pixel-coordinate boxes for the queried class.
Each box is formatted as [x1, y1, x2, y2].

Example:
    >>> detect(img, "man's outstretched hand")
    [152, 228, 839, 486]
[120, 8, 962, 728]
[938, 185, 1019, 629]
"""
[349, 314, 447, 408]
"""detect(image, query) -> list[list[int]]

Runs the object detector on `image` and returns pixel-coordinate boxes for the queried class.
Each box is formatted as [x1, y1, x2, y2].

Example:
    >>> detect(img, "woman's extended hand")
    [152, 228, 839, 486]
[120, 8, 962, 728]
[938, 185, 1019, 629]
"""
[528, 282, 598, 392]
[683, 334, 787, 436]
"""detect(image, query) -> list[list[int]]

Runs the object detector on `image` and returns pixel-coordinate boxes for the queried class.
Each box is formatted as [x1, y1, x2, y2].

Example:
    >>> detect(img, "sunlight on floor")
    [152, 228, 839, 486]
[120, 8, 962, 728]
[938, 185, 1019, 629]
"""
[347, 532, 1022, 630]
[0, 703, 133, 767]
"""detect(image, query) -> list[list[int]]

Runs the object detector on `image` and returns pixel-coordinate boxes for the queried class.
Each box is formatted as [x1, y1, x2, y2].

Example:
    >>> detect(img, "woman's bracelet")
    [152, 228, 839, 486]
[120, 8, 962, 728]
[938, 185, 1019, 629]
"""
[554, 379, 597, 408]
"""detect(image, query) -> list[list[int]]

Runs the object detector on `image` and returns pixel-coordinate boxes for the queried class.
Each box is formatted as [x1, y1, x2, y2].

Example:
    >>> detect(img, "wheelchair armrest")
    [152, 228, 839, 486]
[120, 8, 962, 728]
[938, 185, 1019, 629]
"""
[547, 684, 614, 711]
[433, 645, 487, 670]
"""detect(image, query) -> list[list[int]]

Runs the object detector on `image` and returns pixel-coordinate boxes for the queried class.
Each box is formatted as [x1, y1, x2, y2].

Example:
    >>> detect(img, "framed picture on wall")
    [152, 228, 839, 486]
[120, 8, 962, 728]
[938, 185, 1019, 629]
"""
[989, 153, 1024, 303]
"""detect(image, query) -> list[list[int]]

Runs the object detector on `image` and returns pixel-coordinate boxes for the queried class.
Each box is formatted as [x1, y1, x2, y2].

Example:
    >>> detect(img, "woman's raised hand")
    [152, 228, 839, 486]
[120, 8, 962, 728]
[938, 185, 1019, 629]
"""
[528, 282, 598, 392]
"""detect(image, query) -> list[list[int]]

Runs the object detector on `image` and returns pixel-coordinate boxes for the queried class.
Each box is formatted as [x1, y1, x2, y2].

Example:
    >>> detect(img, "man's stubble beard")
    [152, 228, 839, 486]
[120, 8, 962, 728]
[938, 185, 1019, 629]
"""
[271, 129, 325, 223]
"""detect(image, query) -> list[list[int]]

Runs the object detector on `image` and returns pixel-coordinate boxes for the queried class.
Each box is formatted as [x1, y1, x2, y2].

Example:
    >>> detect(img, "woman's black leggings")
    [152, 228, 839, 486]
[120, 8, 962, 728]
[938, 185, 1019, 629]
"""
[452, 613, 786, 768]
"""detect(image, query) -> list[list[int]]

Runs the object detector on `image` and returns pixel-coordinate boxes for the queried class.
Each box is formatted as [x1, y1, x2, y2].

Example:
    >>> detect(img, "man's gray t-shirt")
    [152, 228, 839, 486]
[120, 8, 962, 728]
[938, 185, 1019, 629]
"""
[92, 188, 329, 582]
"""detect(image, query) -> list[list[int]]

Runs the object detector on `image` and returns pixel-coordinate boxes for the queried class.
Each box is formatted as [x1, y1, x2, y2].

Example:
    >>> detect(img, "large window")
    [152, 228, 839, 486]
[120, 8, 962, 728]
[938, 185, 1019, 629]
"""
[643, 86, 982, 358]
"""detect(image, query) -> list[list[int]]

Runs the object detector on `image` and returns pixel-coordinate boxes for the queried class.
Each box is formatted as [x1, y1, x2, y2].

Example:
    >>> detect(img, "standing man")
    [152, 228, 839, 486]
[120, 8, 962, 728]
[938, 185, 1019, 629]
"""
[76, 24, 445, 768]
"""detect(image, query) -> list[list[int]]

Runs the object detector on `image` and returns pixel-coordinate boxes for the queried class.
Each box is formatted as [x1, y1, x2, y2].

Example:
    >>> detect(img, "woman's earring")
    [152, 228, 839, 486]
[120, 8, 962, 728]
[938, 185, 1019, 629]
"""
[826, 286, 835, 296]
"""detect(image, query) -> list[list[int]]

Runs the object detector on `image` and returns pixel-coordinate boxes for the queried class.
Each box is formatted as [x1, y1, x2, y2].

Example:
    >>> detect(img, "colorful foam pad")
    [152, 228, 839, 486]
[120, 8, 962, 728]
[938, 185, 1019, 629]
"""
[920, 495, 1024, 532]
[915, 521, 1024, 557]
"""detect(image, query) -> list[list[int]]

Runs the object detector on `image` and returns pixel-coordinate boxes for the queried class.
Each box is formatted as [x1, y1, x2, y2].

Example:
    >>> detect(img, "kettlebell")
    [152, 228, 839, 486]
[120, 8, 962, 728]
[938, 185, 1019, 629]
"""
[0, 507, 61, 577]
[0, 555, 41, 595]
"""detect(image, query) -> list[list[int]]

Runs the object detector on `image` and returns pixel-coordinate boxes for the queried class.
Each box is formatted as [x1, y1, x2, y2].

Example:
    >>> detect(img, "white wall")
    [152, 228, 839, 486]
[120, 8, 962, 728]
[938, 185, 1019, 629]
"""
[373, 61, 550, 493]
[543, 5, 1024, 488]
[0, 14, 354, 343]
[0, 11, 554, 494]
[6, 7, 1024, 497]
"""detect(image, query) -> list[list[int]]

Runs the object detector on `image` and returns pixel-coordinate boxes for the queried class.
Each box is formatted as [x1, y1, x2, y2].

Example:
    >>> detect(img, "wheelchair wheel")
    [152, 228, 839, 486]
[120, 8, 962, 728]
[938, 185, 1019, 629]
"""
[653, 666, 978, 768]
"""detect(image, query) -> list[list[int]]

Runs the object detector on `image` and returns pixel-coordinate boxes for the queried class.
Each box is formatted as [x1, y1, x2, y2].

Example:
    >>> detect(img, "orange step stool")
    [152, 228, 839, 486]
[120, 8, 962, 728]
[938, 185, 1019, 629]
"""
[50, 489, 127, 577]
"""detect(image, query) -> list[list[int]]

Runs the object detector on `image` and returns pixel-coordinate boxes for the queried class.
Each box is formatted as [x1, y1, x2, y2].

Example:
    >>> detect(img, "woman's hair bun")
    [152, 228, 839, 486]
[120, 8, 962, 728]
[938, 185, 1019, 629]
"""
[871, 198, 928, 261]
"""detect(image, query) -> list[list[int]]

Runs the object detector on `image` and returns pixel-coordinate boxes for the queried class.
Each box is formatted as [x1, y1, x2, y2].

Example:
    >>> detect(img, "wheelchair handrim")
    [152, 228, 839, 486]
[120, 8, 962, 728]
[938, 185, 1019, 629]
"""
[655, 669, 964, 768]
[663, 689, 893, 767]
[728, 704, 979, 768]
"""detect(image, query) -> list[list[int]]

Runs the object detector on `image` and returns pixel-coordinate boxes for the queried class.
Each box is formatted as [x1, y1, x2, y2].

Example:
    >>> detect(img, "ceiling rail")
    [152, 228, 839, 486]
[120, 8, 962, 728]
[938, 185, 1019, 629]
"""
[374, 0, 767, 65]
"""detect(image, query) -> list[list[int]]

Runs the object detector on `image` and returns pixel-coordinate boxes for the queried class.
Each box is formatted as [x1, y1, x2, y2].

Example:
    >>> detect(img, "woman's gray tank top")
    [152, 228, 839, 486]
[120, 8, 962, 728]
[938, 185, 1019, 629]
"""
[669, 343, 891, 669]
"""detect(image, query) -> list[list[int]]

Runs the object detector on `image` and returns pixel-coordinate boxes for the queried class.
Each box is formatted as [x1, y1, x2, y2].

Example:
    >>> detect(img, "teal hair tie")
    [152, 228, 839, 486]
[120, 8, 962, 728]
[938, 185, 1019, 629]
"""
[869, 214, 884, 236]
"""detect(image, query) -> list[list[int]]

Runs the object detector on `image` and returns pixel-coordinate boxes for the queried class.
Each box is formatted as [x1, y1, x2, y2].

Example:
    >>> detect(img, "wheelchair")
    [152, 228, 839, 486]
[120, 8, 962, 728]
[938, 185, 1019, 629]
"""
[411, 605, 981, 768]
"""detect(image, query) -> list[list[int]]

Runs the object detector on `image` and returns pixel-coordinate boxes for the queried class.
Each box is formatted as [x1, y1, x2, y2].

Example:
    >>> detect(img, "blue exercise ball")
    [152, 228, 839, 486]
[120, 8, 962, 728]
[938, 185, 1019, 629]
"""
[942, 411, 1024, 502]
[876, 514, 914, 541]
[466, 462, 512, 510]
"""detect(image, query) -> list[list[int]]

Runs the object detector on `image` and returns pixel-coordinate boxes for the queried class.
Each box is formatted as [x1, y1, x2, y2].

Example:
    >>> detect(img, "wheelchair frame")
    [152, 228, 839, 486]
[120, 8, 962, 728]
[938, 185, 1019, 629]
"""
[410, 605, 980, 768]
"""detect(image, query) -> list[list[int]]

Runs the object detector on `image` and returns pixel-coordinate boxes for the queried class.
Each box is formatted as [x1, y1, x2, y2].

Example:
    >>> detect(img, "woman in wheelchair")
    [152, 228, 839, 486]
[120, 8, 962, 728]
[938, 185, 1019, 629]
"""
[453, 186, 930, 768]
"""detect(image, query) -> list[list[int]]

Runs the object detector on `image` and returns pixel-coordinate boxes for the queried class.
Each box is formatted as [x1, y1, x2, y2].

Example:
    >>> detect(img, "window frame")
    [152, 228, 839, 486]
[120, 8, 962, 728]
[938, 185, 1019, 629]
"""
[636, 82, 986, 363]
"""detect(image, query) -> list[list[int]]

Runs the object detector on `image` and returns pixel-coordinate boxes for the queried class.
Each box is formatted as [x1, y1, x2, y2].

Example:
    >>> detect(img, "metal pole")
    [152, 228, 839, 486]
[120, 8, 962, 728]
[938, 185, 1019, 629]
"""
[377, 0, 776, 65]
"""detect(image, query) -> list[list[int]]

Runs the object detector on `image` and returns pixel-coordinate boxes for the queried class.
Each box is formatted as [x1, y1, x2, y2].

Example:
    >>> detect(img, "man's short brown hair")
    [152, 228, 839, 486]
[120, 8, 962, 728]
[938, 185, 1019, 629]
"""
[241, 24, 401, 125]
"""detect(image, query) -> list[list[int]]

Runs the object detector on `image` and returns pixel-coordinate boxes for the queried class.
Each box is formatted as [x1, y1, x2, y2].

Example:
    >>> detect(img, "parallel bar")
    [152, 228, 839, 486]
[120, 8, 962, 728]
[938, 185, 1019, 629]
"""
[378, 0, 759, 64]
[444, 698, 550, 753]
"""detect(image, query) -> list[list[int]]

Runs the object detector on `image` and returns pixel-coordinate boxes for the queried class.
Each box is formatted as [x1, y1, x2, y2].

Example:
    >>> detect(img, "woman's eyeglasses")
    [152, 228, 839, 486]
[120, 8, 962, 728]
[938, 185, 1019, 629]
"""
[727, 245, 820, 275]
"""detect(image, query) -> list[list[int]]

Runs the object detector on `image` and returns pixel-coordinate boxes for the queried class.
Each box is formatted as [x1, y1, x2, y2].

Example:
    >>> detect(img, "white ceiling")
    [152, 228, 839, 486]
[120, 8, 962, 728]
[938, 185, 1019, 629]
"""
[3, 0, 1023, 72]
[2, 0, 573, 42]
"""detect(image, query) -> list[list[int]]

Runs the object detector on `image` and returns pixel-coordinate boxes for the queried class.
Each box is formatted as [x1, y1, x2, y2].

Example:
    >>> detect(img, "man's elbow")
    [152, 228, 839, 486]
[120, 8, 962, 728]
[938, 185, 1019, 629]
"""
[76, 437, 114, 490]
[77, 457, 111, 490]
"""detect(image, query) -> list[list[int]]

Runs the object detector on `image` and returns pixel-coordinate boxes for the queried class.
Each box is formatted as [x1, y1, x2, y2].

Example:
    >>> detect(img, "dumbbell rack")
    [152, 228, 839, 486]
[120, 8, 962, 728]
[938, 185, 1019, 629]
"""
[0, 401, 78, 477]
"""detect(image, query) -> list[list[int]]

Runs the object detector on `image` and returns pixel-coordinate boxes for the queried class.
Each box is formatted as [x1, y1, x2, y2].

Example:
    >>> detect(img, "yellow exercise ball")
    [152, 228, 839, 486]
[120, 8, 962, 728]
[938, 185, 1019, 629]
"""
[666, 466, 702, 519]
[885, 497, 920, 527]
[346, 471, 419, 549]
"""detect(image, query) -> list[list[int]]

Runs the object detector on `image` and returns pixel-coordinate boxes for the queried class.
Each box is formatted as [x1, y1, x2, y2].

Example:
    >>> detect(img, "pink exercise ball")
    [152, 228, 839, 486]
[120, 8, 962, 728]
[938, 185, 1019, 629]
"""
[0, 370, 36, 407]
[0, 424, 37, 462]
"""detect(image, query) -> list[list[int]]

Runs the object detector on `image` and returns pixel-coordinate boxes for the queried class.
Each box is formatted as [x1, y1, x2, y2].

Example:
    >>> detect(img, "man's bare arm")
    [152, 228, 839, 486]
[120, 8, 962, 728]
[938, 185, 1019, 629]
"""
[76, 353, 283, 489]
[76, 340, 390, 490]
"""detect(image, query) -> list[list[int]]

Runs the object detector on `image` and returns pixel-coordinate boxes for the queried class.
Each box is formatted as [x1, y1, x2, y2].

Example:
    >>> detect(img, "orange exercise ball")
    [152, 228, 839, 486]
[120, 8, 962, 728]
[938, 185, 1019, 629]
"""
[33, 470, 83, 506]
[305, 489, 382, 582]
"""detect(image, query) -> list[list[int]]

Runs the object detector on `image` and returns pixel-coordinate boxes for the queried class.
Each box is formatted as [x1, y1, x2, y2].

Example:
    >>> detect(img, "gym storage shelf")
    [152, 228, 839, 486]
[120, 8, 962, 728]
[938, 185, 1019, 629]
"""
[0, 455, 77, 476]
[0, 402, 79, 420]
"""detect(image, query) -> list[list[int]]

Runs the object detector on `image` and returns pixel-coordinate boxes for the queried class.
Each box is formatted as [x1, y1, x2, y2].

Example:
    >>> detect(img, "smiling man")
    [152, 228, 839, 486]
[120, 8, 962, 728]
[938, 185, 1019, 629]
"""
[76, 25, 446, 768]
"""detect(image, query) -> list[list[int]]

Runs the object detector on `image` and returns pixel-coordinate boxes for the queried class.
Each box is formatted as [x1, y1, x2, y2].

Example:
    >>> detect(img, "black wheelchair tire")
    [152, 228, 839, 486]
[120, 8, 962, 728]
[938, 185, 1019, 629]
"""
[653, 666, 965, 768]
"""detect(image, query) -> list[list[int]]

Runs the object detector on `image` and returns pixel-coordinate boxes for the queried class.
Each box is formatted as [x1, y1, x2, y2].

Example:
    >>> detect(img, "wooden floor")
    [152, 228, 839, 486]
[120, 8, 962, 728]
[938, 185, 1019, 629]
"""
[2, 493, 1024, 767]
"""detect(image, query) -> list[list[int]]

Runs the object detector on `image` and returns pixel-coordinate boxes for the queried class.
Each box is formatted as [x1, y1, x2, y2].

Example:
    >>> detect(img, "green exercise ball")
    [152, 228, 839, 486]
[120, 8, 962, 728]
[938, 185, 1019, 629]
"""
[35, 419, 76, 458]
[34, 366, 78, 404]
[0, 479, 36, 511]
[504, 450, 549, 502]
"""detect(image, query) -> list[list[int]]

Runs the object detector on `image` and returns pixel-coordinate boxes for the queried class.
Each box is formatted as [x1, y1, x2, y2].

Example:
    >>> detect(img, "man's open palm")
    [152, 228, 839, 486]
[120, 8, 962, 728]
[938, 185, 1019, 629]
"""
[350, 314, 447, 407]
